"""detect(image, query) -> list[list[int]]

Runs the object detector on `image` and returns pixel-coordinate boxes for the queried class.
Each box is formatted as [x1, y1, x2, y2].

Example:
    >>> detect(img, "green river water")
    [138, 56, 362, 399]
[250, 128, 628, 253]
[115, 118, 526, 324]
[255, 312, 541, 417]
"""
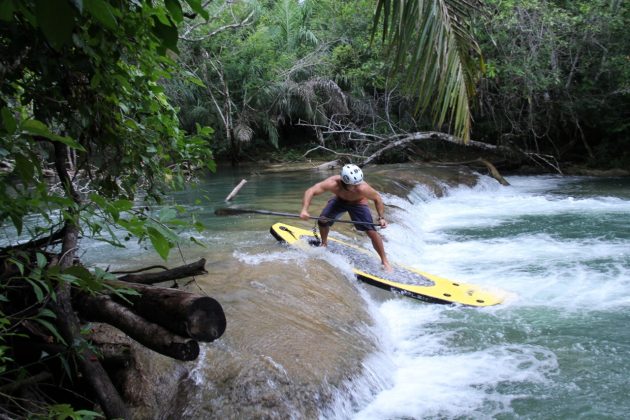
[68, 164, 630, 418]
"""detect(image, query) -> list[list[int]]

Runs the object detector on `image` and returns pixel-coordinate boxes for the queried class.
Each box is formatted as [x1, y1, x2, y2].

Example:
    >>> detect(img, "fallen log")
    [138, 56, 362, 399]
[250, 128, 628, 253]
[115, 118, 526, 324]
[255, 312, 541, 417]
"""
[477, 158, 510, 186]
[225, 178, 247, 202]
[107, 280, 226, 342]
[116, 258, 207, 285]
[76, 294, 200, 361]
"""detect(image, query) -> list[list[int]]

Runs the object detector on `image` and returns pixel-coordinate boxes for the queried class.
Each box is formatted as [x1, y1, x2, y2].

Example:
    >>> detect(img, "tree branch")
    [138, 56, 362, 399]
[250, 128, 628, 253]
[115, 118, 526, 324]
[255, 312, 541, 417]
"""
[116, 258, 207, 284]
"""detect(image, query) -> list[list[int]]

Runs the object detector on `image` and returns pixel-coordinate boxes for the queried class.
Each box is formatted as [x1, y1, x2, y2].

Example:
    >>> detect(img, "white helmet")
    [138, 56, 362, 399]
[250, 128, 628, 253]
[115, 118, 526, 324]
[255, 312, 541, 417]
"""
[340, 164, 363, 185]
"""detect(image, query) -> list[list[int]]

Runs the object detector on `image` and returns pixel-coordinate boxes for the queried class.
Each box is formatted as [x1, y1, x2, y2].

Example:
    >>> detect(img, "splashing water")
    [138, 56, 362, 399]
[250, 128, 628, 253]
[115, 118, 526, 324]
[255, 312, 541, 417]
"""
[325, 175, 630, 419]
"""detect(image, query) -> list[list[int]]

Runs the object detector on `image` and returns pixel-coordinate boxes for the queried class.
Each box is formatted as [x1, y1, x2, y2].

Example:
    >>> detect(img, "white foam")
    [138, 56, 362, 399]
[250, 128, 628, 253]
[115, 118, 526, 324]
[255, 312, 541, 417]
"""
[337, 174, 629, 418]
[353, 301, 558, 419]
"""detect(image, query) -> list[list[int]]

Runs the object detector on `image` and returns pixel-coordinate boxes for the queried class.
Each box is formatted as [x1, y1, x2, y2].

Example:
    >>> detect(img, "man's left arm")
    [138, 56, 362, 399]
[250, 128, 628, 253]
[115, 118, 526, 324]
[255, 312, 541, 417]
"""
[364, 185, 387, 228]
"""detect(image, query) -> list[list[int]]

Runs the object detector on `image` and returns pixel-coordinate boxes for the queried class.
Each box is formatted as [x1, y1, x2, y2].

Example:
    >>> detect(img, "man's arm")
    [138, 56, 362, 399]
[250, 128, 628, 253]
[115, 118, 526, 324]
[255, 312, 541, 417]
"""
[362, 184, 387, 227]
[300, 177, 334, 219]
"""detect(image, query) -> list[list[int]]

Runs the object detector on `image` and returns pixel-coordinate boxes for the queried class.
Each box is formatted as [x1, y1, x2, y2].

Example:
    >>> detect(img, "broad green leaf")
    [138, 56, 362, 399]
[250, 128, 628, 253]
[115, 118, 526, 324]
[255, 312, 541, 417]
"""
[190, 236, 206, 247]
[89, 193, 107, 208]
[9, 213, 23, 236]
[35, 0, 76, 50]
[0, 107, 16, 133]
[84, 0, 117, 31]
[165, 0, 184, 23]
[113, 199, 133, 212]
[184, 0, 209, 20]
[184, 71, 206, 87]
[26, 279, 44, 302]
[34, 318, 67, 345]
[36, 252, 47, 268]
[147, 226, 171, 260]
[21, 120, 85, 150]
[0, 1, 16, 21]
[158, 207, 177, 222]
[13, 154, 35, 182]
[38, 308, 57, 319]
[152, 18, 179, 53]
[58, 274, 79, 284]
[63, 266, 92, 282]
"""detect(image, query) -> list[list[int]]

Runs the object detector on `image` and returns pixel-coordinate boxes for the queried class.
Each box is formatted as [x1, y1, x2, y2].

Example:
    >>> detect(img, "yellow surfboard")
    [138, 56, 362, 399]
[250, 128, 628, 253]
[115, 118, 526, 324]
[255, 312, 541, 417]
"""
[270, 222, 504, 307]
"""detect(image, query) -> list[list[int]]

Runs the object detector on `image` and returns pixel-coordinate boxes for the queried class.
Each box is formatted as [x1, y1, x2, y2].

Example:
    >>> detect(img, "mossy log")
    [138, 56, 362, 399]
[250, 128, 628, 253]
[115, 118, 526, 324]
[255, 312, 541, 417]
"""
[76, 294, 200, 361]
[107, 280, 226, 342]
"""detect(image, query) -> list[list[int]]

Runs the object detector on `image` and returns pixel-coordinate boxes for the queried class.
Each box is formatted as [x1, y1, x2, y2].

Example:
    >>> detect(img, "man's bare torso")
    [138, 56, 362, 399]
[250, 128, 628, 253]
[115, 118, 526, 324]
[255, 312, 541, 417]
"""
[325, 176, 370, 204]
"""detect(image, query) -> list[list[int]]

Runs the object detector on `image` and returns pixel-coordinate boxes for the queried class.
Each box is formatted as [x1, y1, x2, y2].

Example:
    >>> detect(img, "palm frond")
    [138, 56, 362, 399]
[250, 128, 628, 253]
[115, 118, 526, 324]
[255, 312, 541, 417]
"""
[374, 0, 483, 142]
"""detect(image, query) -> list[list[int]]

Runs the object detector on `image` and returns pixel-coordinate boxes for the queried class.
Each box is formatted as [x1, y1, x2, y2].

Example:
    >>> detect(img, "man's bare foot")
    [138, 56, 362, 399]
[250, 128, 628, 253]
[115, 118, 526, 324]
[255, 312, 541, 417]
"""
[383, 261, 393, 272]
[320, 241, 328, 247]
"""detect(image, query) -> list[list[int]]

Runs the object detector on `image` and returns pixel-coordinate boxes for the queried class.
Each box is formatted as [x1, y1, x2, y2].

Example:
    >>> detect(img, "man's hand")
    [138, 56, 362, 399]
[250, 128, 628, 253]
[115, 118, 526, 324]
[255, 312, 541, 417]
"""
[299, 209, 310, 220]
[378, 217, 387, 228]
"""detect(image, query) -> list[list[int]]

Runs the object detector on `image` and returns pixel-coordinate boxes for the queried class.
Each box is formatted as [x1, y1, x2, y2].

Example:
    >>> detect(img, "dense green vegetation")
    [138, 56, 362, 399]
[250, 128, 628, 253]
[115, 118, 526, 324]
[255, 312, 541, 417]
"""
[0, 0, 627, 417]
[169, 0, 628, 170]
[0, 1, 214, 417]
[474, 0, 629, 169]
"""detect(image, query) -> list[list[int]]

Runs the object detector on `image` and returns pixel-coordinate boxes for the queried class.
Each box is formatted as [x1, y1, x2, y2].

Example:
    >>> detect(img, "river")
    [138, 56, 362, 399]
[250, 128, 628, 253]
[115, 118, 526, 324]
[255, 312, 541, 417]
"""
[88, 164, 630, 418]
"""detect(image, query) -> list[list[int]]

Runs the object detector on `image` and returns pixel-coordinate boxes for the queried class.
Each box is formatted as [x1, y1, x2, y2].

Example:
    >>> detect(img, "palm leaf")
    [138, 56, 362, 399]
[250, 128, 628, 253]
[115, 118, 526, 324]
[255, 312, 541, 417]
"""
[373, 0, 483, 142]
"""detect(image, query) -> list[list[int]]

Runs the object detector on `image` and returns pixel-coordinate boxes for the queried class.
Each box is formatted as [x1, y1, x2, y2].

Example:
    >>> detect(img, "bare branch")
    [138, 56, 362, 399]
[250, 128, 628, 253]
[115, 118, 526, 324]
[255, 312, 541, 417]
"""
[180, 9, 256, 42]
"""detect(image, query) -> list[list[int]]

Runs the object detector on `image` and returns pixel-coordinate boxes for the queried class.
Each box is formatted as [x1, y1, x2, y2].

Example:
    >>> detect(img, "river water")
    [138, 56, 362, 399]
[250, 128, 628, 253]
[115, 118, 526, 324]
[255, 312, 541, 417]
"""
[83, 165, 630, 418]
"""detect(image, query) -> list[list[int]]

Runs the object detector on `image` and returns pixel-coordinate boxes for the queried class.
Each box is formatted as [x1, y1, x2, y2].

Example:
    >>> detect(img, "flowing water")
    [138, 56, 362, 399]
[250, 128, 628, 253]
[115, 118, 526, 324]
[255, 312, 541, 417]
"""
[14, 164, 629, 419]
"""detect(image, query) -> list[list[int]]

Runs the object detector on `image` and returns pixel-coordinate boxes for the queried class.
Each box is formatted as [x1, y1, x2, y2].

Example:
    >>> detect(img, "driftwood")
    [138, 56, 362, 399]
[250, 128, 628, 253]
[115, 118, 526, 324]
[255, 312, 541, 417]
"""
[76, 294, 200, 361]
[225, 179, 247, 202]
[106, 280, 226, 342]
[315, 160, 340, 171]
[477, 158, 510, 186]
[117, 258, 207, 284]
[297, 122, 563, 173]
[432, 158, 510, 186]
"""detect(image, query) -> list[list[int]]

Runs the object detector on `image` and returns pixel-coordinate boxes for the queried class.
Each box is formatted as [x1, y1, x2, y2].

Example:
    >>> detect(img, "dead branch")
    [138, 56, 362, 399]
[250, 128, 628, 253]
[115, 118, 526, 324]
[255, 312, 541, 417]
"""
[116, 258, 207, 284]
[110, 265, 169, 275]
[0, 226, 66, 255]
[180, 9, 255, 42]
[225, 179, 247, 202]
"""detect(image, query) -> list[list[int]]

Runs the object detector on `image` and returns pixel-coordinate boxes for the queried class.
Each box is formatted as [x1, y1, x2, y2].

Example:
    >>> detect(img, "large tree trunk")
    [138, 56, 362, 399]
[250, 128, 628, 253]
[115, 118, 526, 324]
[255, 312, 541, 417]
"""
[106, 280, 226, 342]
[52, 142, 130, 419]
[76, 294, 200, 361]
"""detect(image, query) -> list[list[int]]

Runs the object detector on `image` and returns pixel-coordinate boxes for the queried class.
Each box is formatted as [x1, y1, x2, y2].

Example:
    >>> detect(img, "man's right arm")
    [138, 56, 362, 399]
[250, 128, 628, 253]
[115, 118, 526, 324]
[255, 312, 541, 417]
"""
[300, 178, 332, 219]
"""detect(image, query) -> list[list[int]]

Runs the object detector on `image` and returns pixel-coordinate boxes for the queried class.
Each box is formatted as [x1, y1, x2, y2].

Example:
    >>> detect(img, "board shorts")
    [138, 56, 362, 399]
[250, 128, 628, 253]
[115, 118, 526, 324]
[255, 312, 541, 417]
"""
[318, 197, 376, 231]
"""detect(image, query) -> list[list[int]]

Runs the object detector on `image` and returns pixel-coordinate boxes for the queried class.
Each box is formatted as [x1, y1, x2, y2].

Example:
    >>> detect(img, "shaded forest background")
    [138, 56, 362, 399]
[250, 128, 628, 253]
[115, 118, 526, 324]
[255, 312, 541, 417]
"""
[0, 0, 628, 418]
[168, 0, 629, 170]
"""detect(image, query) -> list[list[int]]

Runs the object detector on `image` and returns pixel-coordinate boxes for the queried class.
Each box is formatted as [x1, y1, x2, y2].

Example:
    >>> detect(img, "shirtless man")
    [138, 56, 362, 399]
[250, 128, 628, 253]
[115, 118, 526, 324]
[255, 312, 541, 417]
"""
[300, 164, 392, 271]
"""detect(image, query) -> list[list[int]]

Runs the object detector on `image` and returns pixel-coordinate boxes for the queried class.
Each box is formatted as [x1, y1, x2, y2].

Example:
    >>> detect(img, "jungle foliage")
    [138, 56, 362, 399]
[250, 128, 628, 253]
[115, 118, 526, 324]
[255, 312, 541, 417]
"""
[474, 0, 630, 169]
[0, 0, 214, 417]
[168, 0, 485, 162]
[170, 0, 628, 170]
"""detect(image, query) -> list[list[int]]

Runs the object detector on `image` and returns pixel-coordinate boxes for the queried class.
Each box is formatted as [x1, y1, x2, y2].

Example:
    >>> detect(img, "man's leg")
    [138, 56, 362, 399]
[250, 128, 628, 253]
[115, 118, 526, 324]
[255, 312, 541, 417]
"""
[366, 230, 392, 271]
[318, 198, 344, 247]
[318, 223, 330, 247]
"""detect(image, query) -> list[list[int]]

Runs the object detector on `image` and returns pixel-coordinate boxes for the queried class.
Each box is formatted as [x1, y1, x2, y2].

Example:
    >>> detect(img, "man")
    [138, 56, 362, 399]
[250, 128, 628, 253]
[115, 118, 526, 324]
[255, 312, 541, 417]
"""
[300, 164, 392, 271]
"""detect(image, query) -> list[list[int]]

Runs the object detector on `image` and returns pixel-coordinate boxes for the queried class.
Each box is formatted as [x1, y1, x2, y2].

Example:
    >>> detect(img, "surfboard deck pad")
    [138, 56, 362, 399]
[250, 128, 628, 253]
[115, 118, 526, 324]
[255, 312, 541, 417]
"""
[270, 222, 504, 307]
